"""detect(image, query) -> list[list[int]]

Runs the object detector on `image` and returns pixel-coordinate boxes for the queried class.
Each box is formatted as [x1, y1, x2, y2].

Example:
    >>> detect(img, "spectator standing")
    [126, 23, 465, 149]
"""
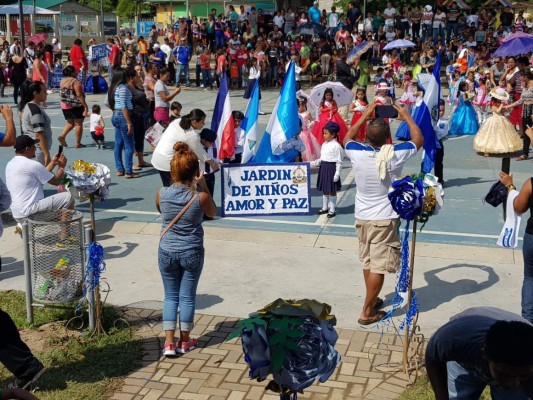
[199, 47, 214, 90]
[138, 36, 149, 66]
[154, 68, 181, 125]
[308, 1, 321, 25]
[151, 43, 166, 68]
[7, 51, 27, 105]
[173, 37, 191, 87]
[284, 8, 296, 35]
[446, 2, 460, 43]
[433, 7, 447, 44]
[69, 39, 88, 74]
[347, 2, 362, 34]
[9, 38, 21, 57]
[421, 6, 433, 43]
[273, 10, 284, 31]
[500, 6, 514, 32]
[19, 81, 52, 166]
[52, 38, 62, 63]
[410, 6, 422, 40]
[383, 2, 396, 29]
[327, 7, 340, 39]
[344, 104, 423, 325]
[156, 142, 217, 357]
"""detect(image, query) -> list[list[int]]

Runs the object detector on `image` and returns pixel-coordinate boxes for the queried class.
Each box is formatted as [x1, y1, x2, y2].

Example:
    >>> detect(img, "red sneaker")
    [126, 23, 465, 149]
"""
[176, 338, 198, 354]
[163, 342, 177, 356]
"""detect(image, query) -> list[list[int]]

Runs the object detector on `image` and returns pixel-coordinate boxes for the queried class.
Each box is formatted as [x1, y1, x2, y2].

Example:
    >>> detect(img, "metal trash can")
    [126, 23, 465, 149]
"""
[27, 210, 85, 303]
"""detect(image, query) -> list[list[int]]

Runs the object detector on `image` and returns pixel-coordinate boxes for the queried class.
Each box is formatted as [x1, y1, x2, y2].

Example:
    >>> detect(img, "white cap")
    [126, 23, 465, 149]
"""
[425, 5, 432, 11]
[313, 0, 319, 4]
[52, 38, 58, 43]
[154, 43, 160, 48]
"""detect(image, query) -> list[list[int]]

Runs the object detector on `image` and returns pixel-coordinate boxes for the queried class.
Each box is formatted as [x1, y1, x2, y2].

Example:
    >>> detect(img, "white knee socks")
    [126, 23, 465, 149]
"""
[322, 195, 329, 211]
[328, 196, 337, 213]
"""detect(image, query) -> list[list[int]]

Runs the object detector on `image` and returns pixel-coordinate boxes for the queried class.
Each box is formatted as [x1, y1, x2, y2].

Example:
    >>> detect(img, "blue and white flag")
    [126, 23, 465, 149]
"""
[419, 50, 442, 173]
[252, 61, 300, 163]
[241, 80, 260, 164]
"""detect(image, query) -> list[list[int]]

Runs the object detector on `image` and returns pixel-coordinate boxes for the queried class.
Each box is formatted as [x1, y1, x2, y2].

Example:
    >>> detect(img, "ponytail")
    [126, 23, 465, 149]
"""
[179, 108, 206, 131]
[18, 80, 44, 112]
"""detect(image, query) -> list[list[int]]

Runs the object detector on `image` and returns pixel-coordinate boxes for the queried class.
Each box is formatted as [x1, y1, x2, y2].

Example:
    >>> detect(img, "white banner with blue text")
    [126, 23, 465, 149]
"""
[221, 163, 311, 217]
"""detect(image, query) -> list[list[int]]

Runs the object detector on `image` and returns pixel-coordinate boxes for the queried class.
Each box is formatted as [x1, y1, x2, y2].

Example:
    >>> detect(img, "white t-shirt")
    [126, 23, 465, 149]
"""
[384, 7, 396, 23]
[273, 15, 284, 29]
[328, 13, 339, 28]
[5, 156, 54, 219]
[90, 113, 102, 131]
[151, 118, 211, 172]
[154, 80, 169, 108]
[344, 141, 418, 220]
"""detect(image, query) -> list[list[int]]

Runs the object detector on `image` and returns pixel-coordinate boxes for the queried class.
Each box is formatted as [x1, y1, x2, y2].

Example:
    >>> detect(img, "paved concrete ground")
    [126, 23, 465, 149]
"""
[111, 315, 412, 400]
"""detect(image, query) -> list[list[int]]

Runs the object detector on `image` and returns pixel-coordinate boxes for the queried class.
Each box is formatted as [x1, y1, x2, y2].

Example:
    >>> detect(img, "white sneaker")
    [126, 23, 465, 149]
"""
[47, 90, 53, 94]
[200, 84, 205, 88]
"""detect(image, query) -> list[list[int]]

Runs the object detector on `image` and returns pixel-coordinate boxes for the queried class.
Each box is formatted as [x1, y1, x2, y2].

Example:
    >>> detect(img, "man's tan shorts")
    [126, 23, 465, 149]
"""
[355, 219, 401, 274]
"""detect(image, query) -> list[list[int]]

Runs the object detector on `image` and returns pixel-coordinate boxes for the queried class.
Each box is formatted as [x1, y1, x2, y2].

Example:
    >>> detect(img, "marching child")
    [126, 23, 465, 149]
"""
[449, 81, 479, 136]
[350, 87, 369, 141]
[399, 73, 417, 110]
[313, 121, 344, 219]
[226, 110, 244, 163]
[473, 87, 522, 156]
[297, 97, 321, 162]
[230, 59, 239, 89]
[90, 104, 105, 149]
[312, 88, 348, 145]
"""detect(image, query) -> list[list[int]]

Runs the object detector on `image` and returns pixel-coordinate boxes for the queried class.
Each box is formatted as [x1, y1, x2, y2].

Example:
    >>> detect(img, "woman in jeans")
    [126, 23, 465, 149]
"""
[499, 128, 533, 324]
[57, 65, 89, 148]
[106, 67, 140, 179]
[125, 66, 151, 170]
[156, 142, 216, 355]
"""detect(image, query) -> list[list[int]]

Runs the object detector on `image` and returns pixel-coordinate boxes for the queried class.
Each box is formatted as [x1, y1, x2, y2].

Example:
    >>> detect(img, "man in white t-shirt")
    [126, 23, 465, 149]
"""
[343, 103, 423, 325]
[5, 135, 74, 224]
[383, 2, 396, 28]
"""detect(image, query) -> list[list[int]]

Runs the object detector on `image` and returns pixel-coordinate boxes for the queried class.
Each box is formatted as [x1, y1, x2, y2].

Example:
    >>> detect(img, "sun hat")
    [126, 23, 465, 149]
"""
[376, 82, 389, 91]
[489, 87, 509, 101]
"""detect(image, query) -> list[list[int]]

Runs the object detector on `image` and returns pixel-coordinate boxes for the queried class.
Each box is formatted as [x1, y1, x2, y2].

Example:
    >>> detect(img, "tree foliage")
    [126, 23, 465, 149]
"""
[78, 0, 115, 13]
[116, 0, 136, 18]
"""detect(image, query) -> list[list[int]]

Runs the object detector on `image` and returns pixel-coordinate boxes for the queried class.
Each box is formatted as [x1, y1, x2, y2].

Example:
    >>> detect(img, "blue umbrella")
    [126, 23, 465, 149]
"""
[383, 39, 415, 50]
[347, 41, 374, 64]
[494, 36, 533, 57]
[296, 22, 326, 37]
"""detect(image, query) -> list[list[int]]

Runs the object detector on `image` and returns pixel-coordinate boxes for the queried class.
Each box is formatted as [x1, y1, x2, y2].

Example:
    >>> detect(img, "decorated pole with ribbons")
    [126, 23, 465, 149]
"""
[387, 173, 443, 374]
[65, 160, 111, 334]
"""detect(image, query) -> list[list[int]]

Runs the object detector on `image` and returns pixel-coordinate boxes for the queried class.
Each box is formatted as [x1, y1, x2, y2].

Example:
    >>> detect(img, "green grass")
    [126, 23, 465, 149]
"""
[398, 374, 491, 400]
[0, 290, 144, 400]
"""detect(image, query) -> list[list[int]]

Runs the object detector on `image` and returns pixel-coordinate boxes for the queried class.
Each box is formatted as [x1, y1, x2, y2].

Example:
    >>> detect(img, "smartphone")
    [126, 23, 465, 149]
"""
[375, 105, 398, 119]
[502, 157, 510, 174]
[57, 145, 63, 157]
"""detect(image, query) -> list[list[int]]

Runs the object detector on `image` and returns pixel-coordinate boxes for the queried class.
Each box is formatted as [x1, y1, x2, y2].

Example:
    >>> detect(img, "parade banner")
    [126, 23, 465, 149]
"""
[90, 44, 109, 60]
[221, 163, 311, 217]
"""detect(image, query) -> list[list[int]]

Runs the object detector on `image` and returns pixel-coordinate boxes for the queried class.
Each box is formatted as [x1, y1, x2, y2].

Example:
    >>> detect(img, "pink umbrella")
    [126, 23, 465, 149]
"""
[502, 32, 533, 43]
[27, 33, 49, 44]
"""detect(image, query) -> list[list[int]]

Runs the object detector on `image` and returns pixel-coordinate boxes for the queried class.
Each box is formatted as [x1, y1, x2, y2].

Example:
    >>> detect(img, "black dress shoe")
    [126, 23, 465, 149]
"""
[327, 212, 336, 218]
[317, 209, 328, 215]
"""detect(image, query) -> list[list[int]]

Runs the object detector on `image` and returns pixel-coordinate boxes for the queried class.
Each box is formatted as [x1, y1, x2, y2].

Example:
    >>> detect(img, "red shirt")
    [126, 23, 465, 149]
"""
[109, 44, 120, 67]
[69, 45, 88, 73]
[200, 54, 211, 70]
[236, 50, 249, 68]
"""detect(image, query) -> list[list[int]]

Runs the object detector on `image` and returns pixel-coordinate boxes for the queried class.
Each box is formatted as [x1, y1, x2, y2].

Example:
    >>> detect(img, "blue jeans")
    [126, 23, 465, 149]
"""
[111, 111, 134, 174]
[176, 63, 190, 86]
[447, 361, 531, 399]
[201, 69, 213, 89]
[433, 27, 444, 42]
[522, 233, 533, 323]
[158, 247, 204, 332]
[447, 22, 458, 42]
[422, 24, 432, 42]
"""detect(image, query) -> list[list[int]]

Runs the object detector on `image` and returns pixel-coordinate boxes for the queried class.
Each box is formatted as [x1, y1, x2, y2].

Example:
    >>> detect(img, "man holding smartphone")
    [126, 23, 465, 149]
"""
[343, 104, 423, 325]
[5, 135, 74, 226]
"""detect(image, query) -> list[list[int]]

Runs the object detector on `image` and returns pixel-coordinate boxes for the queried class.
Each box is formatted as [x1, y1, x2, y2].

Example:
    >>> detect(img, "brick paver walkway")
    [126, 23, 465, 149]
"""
[112, 313, 420, 400]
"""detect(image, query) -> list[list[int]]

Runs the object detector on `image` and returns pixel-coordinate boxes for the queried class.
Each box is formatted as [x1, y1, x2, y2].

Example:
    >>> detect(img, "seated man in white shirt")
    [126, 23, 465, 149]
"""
[343, 103, 423, 325]
[5, 135, 74, 226]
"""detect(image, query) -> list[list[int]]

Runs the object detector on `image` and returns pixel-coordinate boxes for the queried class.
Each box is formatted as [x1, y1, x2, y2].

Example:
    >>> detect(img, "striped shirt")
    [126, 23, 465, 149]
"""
[106, 84, 133, 111]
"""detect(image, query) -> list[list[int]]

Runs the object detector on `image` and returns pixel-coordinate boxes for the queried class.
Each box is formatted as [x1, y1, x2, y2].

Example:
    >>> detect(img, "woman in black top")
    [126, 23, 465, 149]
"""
[125, 66, 151, 170]
[8, 51, 28, 105]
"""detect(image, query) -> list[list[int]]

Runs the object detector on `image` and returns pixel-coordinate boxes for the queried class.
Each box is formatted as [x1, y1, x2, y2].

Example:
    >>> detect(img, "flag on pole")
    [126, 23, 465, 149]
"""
[419, 50, 442, 173]
[252, 61, 300, 163]
[241, 80, 260, 164]
[498, 0, 512, 7]
[453, 0, 471, 9]
[211, 72, 235, 160]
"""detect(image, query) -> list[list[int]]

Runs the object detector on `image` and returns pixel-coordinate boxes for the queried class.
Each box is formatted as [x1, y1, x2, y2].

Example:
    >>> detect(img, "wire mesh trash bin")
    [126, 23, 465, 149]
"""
[27, 210, 85, 304]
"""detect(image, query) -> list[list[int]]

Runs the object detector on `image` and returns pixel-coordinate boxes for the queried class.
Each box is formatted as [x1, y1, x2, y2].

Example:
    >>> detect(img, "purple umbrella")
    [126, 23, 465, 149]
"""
[347, 41, 374, 64]
[494, 36, 533, 57]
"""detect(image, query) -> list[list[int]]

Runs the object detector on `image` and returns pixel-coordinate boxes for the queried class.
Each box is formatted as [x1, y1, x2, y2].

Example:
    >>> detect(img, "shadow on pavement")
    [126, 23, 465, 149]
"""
[196, 294, 224, 310]
[444, 177, 492, 188]
[410, 263, 499, 312]
[0, 256, 23, 280]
